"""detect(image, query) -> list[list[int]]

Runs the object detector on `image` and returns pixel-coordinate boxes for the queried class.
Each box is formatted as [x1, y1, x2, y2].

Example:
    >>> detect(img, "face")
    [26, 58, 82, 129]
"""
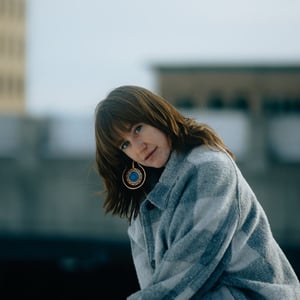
[118, 123, 171, 168]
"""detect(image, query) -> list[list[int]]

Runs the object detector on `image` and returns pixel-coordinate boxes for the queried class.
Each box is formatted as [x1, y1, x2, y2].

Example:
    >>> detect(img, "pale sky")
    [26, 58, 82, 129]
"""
[26, 0, 300, 116]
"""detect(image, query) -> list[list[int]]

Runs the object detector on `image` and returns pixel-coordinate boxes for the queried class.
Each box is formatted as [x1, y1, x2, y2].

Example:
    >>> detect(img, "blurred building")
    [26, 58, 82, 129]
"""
[0, 0, 26, 114]
[153, 63, 300, 164]
[153, 63, 300, 114]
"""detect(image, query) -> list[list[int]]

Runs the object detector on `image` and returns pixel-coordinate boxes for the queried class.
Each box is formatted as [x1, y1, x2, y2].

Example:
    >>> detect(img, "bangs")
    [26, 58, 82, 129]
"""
[110, 120, 132, 148]
[96, 106, 141, 149]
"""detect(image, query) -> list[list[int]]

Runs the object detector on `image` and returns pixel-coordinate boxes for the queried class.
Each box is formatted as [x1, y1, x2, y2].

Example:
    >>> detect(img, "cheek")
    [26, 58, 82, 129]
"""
[164, 135, 172, 150]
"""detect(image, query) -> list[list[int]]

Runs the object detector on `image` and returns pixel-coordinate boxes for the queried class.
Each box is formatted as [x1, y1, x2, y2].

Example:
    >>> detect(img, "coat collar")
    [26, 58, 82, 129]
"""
[144, 150, 187, 210]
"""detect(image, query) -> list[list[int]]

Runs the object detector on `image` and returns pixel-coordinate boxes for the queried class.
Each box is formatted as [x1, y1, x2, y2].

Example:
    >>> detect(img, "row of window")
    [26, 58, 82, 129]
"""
[0, 75, 24, 97]
[175, 95, 300, 114]
[263, 98, 300, 114]
[0, 35, 25, 58]
[0, 0, 25, 19]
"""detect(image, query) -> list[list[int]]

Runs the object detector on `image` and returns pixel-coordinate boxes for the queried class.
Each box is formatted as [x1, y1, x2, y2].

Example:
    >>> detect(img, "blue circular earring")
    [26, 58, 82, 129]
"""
[122, 161, 146, 190]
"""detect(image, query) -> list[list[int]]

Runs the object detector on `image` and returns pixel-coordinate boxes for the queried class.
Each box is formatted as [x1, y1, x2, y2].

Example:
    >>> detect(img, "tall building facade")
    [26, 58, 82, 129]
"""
[0, 0, 26, 114]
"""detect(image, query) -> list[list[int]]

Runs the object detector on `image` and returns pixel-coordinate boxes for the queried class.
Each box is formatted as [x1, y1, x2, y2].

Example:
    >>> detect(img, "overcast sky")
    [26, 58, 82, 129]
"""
[26, 0, 300, 116]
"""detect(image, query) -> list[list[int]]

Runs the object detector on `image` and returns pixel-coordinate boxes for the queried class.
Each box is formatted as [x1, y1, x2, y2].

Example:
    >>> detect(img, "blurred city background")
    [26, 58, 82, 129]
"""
[1, 0, 300, 299]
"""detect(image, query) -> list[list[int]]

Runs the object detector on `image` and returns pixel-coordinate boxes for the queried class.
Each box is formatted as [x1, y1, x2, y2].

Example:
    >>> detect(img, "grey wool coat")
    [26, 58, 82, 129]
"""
[127, 145, 300, 300]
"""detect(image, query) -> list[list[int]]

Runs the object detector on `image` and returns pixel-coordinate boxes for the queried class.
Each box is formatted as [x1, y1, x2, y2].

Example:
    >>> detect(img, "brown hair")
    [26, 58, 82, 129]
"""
[94, 85, 234, 222]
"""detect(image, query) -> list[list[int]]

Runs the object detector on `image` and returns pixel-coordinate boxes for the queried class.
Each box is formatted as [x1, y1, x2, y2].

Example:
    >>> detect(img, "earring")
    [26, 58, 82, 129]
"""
[122, 161, 146, 190]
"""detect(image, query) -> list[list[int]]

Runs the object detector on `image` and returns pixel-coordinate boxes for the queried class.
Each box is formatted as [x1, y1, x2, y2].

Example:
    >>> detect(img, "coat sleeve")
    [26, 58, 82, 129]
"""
[127, 155, 240, 300]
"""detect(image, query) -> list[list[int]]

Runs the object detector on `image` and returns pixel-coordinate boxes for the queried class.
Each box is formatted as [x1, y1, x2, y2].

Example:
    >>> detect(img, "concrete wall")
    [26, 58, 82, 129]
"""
[0, 114, 299, 247]
[0, 115, 128, 242]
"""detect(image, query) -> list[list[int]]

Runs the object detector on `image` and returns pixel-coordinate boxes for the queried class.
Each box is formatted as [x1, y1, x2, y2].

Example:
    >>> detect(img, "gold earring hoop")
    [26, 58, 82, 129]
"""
[122, 161, 146, 190]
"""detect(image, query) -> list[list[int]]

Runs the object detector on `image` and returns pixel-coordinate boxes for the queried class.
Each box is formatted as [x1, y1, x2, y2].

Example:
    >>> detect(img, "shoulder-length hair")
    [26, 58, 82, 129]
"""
[94, 85, 234, 222]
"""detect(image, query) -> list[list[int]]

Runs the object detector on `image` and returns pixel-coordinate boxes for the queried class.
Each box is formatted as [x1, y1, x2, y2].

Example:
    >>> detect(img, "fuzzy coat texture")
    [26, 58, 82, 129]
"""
[127, 146, 300, 299]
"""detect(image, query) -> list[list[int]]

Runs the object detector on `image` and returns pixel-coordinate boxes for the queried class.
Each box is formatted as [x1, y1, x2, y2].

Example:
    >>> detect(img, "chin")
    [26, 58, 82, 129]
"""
[152, 162, 165, 168]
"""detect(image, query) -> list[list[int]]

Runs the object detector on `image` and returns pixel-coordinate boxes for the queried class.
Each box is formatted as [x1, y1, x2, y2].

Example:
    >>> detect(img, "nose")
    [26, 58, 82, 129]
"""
[132, 138, 146, 151]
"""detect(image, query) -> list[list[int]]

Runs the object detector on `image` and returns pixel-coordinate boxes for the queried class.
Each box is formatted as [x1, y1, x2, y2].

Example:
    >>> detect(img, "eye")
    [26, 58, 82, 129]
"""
[120, 140, 130, 150]
[134, 124, 142, 134]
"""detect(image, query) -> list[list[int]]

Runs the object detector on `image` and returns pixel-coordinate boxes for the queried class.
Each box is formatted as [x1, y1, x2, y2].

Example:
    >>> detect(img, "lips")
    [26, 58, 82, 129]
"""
[145, 147, 157, 161]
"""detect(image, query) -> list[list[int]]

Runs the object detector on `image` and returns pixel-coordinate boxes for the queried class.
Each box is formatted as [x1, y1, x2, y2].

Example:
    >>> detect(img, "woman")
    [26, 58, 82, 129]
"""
[94, 85, 300, 299]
